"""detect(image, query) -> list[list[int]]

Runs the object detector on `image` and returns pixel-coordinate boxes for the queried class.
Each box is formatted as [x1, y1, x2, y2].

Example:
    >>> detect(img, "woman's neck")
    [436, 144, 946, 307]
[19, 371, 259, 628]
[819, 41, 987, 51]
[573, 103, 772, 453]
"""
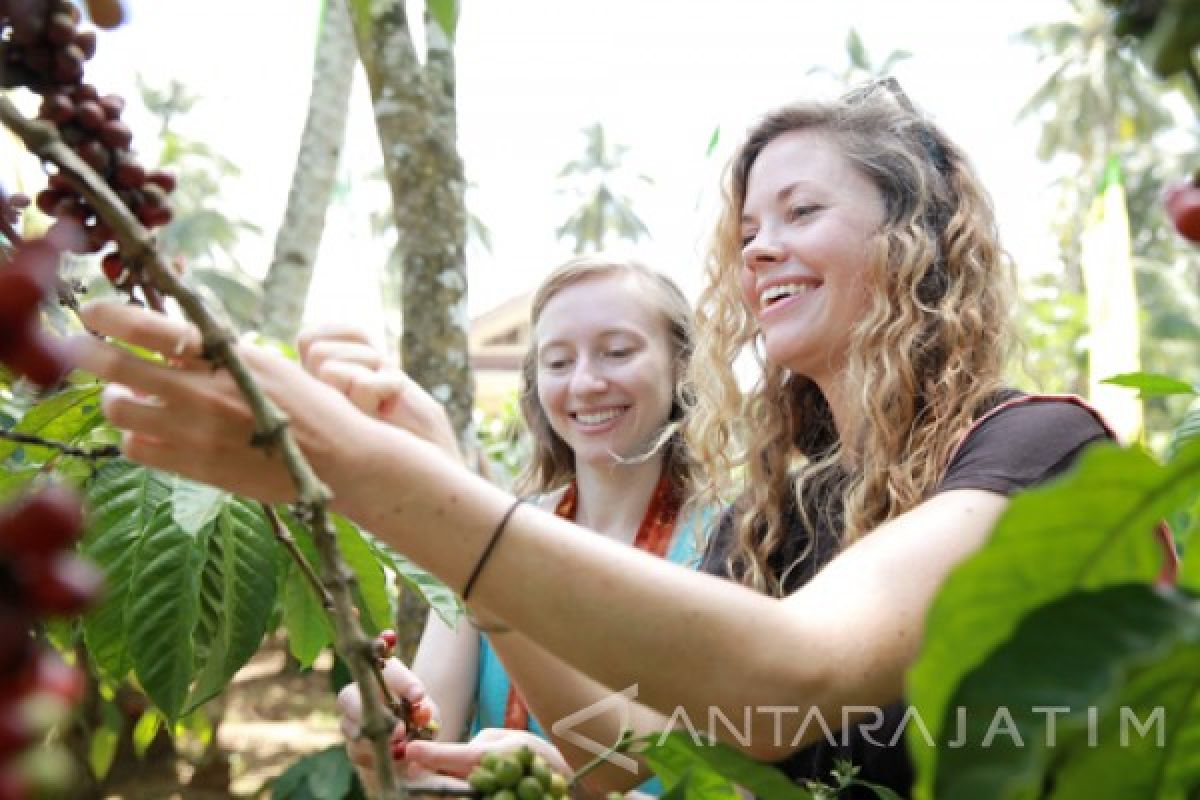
[809, 373, 861, 466]
[571, 455, 666, 546]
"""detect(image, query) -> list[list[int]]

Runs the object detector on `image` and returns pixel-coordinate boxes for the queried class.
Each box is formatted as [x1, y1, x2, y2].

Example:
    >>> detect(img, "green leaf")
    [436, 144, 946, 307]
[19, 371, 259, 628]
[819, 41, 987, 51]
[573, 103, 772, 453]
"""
[380, 546, 462, 629]
[81, 462, 172, 681]
[0, 385, 104, 463]
[846, 28, 868, 70]
[282, 521, 334, 667]
[307, 745, 356, 798]
[705, 126, 721, 157]
[931, 585, 1200, 800]
[128, 503, 204, 720]
[0, 465, 39, 503]
[171, 477, 228, 534]
[639, 732, 810, 799]
[427, 0, 457, 41]
[132, 708, 164, 758]
[1166, 405, 1200, 463]
[272, 746, 358, 800]
[1101, 372, 1197, 399]
[88, 705, 121, 780]
[1182, 530, 1200, 591]
[334, 516, 392, 635]
[185, 499, 277, 712]
[908, 440, 1198, 797]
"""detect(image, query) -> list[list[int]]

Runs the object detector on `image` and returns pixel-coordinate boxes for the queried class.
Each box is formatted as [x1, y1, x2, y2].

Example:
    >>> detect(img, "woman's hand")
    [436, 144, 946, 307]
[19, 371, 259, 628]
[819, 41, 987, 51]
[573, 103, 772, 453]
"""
[297, 324, 461, 459]
[337, 658, 459, 795]
[404, 727, 572, 783]
[69, 301, 393, 505]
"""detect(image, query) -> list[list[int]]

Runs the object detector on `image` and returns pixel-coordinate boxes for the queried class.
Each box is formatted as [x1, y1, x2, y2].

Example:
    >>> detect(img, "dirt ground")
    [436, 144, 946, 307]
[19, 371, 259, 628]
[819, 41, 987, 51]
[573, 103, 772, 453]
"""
[102, 642, 344, 799]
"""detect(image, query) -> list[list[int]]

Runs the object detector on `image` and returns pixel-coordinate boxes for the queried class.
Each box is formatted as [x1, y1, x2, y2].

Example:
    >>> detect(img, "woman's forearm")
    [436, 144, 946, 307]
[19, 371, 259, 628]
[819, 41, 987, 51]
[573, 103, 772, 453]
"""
[338, 432, 836, 758]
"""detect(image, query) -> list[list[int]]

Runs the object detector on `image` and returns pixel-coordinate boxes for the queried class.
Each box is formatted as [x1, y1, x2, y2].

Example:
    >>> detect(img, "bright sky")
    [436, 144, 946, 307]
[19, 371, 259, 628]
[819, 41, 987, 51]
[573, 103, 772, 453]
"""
[23, 0, 1073, 341]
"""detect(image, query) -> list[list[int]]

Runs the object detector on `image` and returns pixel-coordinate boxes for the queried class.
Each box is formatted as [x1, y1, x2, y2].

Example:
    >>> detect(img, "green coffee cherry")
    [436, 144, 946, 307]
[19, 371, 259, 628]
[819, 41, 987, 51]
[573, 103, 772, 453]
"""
[517, 775, 546, 800]
[492, 790, 518, 800]
[530, 756, 554, 789]
[515, 745, 535, 770]
[492, 756, 523, 788]
[549, 773, 569, 797]
[468, 766, 498, 794]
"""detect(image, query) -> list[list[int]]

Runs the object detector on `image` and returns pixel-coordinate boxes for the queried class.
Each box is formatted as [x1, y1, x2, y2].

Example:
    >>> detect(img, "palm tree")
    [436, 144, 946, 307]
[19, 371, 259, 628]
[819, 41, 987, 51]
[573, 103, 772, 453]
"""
[555, 123, 651, 254]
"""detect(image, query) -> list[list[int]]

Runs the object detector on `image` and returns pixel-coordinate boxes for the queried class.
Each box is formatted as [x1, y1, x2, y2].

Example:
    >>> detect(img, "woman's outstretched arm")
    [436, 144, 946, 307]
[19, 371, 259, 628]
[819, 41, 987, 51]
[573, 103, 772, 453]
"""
[72, 300, 1008, 761]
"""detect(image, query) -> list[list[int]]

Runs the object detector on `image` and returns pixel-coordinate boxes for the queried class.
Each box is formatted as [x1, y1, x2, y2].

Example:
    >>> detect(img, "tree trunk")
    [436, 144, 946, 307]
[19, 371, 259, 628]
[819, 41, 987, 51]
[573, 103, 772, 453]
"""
[258, 0, 357, 342]
[344, 0, 474, 450]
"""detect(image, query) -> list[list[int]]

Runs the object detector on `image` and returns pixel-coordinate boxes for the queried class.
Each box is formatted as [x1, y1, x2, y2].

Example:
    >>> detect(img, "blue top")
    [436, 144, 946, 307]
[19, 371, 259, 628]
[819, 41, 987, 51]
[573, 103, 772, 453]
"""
[470, 502, 714, 795]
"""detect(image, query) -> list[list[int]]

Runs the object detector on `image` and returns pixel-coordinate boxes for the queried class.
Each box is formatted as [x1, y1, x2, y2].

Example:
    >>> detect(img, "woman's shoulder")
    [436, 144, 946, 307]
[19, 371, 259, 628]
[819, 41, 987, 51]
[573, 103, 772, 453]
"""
[939, 392, 1113, 497]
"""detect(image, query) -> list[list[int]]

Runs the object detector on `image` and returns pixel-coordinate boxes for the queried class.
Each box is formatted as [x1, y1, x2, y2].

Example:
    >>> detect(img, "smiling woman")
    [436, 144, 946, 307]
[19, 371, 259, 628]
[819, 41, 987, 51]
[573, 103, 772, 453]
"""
[69, 81, 1165, 800]
[309, 255, 717, 797]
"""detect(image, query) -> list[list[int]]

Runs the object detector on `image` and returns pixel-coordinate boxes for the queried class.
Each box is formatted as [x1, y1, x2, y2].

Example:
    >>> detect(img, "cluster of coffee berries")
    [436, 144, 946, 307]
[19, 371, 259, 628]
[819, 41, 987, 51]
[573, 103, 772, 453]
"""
[1164, 174, 1200, 244]
[2, 0, 174, 295]
[0, 0, 96, 91]
[0, 486, 100, 800]
[468, 747, 570, 800]
[0, 221, 80, 386]
[370, 628, 440, 752]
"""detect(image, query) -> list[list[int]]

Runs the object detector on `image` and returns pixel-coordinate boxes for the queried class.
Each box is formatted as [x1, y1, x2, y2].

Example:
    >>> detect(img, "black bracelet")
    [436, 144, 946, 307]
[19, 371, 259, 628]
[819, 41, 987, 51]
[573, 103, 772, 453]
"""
[462, 497, 525, 602]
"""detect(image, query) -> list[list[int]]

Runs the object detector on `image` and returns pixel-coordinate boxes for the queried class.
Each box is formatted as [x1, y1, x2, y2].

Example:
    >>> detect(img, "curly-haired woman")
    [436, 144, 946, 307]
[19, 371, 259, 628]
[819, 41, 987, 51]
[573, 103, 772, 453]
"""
[73, 82, 1176, 797]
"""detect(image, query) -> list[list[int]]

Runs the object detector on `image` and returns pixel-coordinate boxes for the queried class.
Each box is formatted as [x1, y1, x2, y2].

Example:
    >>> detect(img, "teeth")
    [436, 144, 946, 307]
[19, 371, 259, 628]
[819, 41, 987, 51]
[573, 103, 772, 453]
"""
[760, 283, 815, 308]
[574, 408, 624, 425]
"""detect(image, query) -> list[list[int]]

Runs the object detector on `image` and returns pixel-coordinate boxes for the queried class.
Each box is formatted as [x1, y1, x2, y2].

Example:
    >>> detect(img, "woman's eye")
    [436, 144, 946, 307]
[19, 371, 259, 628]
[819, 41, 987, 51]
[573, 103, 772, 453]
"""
[740, 230, 757, 248]
[788, 205, 820, 221]
[606, 349, 632, 359]
[545, 359, 570, 371]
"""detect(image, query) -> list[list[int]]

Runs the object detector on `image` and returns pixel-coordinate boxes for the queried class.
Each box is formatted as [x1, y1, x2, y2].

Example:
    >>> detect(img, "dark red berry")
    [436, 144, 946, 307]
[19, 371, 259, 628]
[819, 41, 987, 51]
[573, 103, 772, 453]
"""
[98, 94, 125, 119]
[0, 486, 84, 558]
[73, 29, 98, 60]
[147, 171, 176, 193]
[19, 553, 102, 616]
[0, 326, 72, 387]
[99, 120, 131, 149]
[74, 100, 104, 131]
[100, 252, 124, 283]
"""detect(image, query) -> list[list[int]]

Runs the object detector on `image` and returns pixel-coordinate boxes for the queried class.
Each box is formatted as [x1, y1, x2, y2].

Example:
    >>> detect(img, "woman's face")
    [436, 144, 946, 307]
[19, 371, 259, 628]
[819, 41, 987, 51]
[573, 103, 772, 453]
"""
[738, 130, 886, 383]
[534, 274, 675, 470]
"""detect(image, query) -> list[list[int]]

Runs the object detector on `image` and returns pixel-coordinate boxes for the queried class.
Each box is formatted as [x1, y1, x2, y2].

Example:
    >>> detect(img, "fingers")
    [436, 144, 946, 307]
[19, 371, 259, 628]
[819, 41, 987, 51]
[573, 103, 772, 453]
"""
[78, 301, 203, 360]
[296, 323, 374, 362]
[337, 682, 365, 739]
[381, 657, 428, 703]
[403, 740, 486, 779]
[317, 362, 406, 419]
[303, 339, 385, 377]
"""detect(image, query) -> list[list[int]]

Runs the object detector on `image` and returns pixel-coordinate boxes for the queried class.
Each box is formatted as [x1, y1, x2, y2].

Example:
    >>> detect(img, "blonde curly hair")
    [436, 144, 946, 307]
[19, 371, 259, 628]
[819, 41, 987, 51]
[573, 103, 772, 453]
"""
[517, 254, 703, 507]
[685, 82, 1016, 595]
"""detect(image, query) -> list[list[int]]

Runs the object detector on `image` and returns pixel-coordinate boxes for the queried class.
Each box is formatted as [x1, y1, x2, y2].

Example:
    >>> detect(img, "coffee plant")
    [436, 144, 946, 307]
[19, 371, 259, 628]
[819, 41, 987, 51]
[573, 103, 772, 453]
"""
[1, 3, 1198, 799]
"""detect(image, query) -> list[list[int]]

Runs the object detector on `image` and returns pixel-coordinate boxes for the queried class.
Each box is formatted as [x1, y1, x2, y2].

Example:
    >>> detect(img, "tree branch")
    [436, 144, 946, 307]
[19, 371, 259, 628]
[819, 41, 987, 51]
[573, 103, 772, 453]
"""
[262, 503, 334, 612]
[0, 429, 121, 460]
[0, 95, 408, 800]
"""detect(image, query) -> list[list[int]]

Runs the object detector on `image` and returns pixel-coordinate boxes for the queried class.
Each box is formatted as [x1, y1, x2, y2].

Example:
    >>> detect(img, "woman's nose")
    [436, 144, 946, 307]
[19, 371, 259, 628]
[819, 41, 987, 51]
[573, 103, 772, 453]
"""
[742, 229, 785, 271]
[569, 360, 608, 394]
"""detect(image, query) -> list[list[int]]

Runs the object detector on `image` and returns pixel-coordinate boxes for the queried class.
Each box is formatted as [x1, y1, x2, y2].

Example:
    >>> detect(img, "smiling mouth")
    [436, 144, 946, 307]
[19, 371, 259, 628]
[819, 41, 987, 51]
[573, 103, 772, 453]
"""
[759, 282, 821, 310]
[571, 407, 629, 426]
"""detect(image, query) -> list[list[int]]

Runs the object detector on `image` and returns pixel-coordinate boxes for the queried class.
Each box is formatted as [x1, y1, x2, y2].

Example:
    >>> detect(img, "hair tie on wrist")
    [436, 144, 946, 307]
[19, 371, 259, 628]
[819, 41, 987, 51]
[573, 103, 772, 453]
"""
[462, 497, 525, 603]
